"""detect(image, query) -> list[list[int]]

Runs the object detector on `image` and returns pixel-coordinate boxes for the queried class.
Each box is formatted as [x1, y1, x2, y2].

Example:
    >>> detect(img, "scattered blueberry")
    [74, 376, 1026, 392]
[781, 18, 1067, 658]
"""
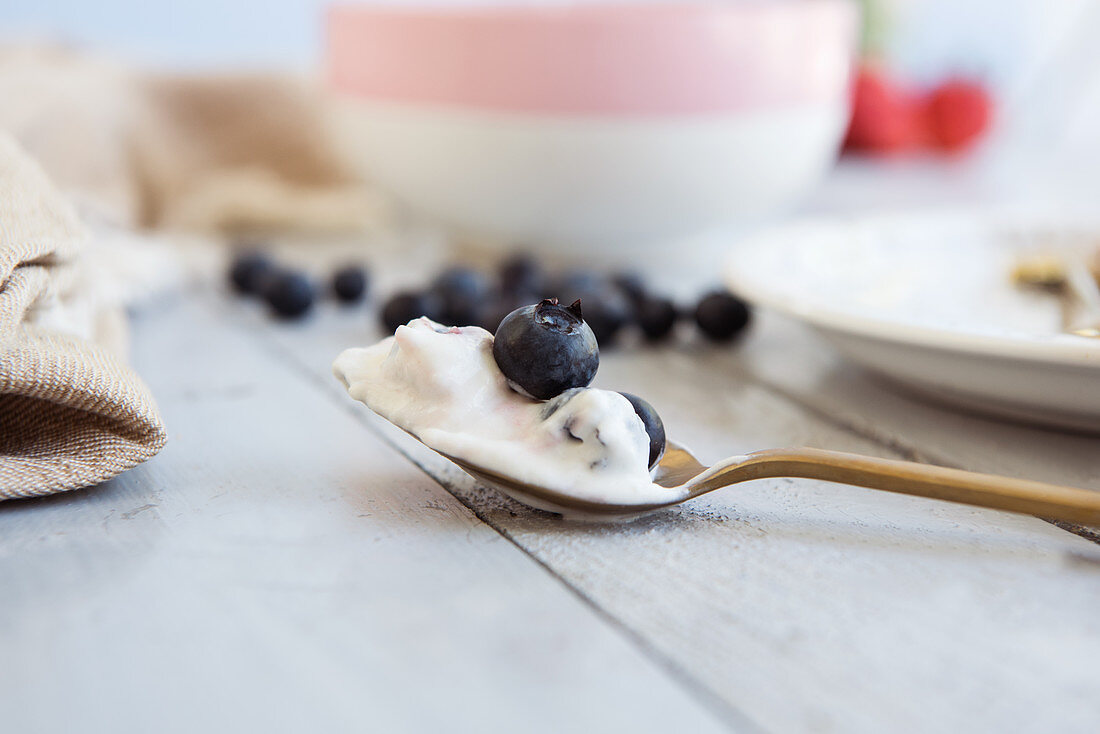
[637, 297, 678, 341]
[618, 392, 666, 469]
[380, 291, 443, 333]
[570, 288, 631, 346]
[231, 250, 753, 354]
[331, 265, 369, 304]
[554, 270, 607, 302]
[694, 291, 751, 341]
[493, 298, 599, 400]
[229, 251, 275, 295]
[433, 266, 492, 326]
[477, 290, 539, 333]
[498, 253, 545, 295]
[264, 271, 315, 319]
[612, 271, 649, 305]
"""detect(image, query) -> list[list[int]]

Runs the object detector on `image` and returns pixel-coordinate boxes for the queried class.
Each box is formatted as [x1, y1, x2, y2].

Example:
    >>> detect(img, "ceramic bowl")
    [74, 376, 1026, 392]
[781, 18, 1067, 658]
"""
[328, 2, 858, 262]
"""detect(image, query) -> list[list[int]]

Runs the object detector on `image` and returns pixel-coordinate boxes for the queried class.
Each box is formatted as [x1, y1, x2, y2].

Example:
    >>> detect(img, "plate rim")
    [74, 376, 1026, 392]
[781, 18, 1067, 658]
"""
[724, 212, 1100, 369]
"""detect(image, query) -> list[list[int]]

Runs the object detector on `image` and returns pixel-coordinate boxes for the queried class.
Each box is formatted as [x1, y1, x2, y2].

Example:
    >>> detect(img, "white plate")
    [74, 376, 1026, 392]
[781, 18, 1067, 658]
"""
[725, 209, 1100, 432]
[336, 99, 846, 263]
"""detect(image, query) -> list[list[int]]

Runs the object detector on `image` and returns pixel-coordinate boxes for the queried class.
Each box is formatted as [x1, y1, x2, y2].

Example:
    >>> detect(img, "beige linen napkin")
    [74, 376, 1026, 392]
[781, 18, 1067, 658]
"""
[0, 42, 384, 236]
[0, 43, 387, 502]
[131, 72, 382, 233]
[0, 132, 166, 500]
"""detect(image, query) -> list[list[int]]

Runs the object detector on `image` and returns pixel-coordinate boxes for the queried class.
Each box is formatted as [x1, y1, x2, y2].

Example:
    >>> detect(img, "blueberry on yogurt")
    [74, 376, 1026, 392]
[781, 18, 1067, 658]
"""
[618, 392, 666, 469]
[493, 298, 599, 400]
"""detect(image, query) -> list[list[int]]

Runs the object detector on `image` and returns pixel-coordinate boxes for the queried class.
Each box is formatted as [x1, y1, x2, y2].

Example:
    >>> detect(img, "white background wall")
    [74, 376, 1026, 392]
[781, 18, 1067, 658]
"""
[0, 0, 1073, 81]
[1, 0, 329, 69]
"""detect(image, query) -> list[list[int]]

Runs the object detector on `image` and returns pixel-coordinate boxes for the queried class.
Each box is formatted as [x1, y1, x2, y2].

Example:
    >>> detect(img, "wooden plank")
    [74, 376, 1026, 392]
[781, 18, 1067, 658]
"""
[263, 289, 1100, 733]
[0, 296, 733, 734]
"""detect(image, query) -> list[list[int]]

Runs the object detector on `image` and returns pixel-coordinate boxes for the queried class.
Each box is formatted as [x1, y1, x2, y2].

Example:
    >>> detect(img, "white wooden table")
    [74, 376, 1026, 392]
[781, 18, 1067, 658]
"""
[4, 165, 1100, 733]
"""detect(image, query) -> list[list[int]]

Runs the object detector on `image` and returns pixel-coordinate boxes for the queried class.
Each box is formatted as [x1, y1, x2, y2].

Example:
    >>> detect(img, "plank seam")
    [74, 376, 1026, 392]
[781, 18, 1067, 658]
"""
[234, 310, 764, 734]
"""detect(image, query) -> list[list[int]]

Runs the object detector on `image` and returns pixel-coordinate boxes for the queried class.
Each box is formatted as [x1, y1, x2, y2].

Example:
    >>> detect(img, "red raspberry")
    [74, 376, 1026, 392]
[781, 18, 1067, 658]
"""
[923, 79, 992, 152]
[843, 67, 919, 154]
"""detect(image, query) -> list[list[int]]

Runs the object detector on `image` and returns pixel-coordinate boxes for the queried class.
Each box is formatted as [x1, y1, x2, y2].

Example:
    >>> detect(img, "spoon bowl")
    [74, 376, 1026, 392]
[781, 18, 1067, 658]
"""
[442, 442, 705, 519]
[442, 440, 1100, 525]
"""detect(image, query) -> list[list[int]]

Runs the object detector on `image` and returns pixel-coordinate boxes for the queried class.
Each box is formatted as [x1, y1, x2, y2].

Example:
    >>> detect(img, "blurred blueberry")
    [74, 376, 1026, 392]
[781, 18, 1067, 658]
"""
[498, 253, 545, 295]
[637, 296, 679, 341]
[570, 289, 631, 347]
[229, 251, 275, 295]
[433, 266, 492, 326]
[478, 290, 540, 333]
[380, 291, 443, 333]
[264, 271, 315, 320]
[612, 271, 649, 305]
[553, 270, 606, 303]
[331, 264, 369, 304]
[694, 290, 751, 341]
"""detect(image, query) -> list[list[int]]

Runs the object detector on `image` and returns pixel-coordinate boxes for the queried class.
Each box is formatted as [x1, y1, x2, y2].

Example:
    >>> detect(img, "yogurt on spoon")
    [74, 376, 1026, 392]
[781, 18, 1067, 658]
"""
[333, 316, 683, 507]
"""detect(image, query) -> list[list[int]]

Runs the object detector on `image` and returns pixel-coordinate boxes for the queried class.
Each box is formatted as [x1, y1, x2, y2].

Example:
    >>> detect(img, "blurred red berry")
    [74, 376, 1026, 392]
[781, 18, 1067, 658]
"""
[923, 79, 992, 152]
[844, 67, 919, 154]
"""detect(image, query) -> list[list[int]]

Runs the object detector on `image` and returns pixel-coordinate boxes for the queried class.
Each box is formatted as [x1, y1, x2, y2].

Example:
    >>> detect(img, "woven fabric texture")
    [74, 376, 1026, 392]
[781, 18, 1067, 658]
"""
[0, 132, 166, 500]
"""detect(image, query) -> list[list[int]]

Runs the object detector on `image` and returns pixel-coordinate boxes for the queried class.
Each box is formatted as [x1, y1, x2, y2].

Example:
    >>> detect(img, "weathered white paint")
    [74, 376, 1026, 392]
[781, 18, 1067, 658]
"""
[261, 289, 1100, 734]
[0, 297, 732, 734]
[4, 219, 1100, 732]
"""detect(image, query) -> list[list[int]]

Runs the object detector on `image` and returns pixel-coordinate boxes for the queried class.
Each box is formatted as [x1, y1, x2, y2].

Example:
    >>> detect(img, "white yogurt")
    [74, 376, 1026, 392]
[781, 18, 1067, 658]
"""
[333, 317, 684, 507]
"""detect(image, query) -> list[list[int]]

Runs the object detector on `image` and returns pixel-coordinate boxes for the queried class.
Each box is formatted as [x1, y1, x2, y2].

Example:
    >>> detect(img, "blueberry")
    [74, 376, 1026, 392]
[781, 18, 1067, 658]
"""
[229, 251, 275, 295]
[434, 265, 489, 300]
[380, 291, 442, 333]
[547, 272, 632, 346]
[694, 290, 751, 341]
[433, 266, 492, 326]
[498, 253, 545, 295]
[331, 265, 369, 304]
[493, 298, 599, 400]
[612, 271, 649, 305]
[637, 296, 678, 341]
[264, 271, 315, 319]
[477, 290, 539, 333]
[441, 298, 482, 327]
[618, 392, 666, 469]
[569, 288, 631, 347]
[553, 270, 606, 302]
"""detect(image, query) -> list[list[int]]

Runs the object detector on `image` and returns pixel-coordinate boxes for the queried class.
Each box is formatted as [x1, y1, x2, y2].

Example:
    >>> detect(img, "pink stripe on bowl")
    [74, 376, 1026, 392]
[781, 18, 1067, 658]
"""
[328, 2, 859, 116]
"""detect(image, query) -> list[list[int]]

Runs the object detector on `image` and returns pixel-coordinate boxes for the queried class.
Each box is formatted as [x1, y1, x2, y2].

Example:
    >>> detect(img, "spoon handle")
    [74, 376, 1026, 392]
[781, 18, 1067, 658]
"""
[709, 448, 1100, 526]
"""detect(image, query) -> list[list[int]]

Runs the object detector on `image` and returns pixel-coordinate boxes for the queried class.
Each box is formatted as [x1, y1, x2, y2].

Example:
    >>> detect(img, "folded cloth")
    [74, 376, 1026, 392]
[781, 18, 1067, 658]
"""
[0, 42, 141, 226]
[131, 72, 381, 233]
[0, 42, 386, 236]
[0, 132, 166, 500]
